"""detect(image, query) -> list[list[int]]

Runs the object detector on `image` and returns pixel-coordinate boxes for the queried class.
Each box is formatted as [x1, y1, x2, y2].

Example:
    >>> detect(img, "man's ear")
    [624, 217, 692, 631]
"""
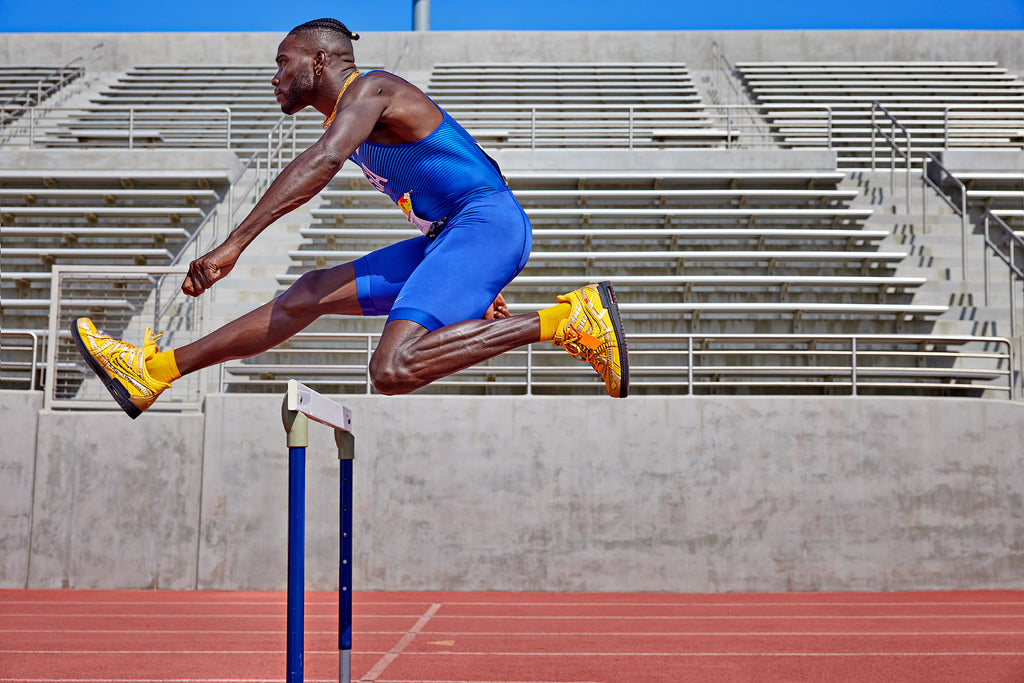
[314, 50, 327, 77]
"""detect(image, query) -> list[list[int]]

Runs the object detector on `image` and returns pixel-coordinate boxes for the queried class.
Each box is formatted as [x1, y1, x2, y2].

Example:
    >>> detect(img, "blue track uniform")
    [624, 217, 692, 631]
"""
[347, 88, 532, 331]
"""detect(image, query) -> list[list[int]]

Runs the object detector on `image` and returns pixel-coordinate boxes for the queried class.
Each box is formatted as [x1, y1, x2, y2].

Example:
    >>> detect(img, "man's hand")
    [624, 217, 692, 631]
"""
[483, 293, 509, 320]
[182, 242, 242, 297]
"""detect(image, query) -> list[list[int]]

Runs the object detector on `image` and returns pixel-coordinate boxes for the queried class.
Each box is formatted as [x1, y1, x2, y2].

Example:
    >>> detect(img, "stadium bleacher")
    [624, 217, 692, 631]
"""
[0, 48, 1020, 399]
[427, 63, 731, 148]
[734, 61, 1024, 166]
[3, 31, 1024, 604]
[0, 62, 84, 127]
[0, 170, 229, 339]
[28, 64, 387, 152]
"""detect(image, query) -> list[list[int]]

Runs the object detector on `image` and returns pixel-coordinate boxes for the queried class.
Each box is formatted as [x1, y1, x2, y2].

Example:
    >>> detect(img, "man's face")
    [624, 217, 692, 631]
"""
[272, 35, 315, 115]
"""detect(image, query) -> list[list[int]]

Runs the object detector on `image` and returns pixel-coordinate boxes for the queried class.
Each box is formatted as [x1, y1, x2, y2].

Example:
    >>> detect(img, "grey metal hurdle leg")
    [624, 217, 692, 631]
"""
[282, 379, 354, 683]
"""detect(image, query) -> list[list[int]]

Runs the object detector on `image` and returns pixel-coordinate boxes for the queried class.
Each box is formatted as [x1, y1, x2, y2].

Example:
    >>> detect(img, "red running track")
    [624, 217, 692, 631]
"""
[2, 589, 1023, 682]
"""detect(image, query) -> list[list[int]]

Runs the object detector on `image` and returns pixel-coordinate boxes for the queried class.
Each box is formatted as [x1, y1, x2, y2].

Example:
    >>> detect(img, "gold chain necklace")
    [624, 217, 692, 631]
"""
[322, 70, 361, 129]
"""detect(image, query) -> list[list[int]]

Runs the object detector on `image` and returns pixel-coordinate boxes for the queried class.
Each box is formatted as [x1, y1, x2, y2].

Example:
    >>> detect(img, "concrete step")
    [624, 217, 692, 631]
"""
[845, 168, 1017, 348]
[932, 317, 1015, 338]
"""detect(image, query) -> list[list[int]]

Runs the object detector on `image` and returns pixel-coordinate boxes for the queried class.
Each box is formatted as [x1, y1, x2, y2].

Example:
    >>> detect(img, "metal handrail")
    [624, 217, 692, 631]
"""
[4, 105, 235, 149]
[921, 152, 969, 279]
[982, 210, 1024, 397]
[0, 58, 84, 111]
[710, 104, 833, 149]
[169, 114, 296, 267]
[219, 332, 1016, 400]
[44, 265, 206, 413]
[983, 208, 1024, 303]
[0, 330, 41, 391]
[266, 114, 299, 184]
[167, 207, 219, 266]
[870, 101, 912, 212]
[459, 102, 833, 149]
[943, 103, 1024, 150]
[711, 40, 744, 105]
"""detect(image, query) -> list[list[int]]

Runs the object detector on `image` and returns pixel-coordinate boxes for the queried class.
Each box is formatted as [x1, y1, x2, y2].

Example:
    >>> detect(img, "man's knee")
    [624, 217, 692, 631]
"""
[369, 351, 416, 395]
[276, 270, 326, 318]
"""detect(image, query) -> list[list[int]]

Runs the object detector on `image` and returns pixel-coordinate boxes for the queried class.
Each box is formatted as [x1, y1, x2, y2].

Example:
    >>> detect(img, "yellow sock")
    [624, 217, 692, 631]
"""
[537, 302, 571, 342]
[146, 349, 181, 384]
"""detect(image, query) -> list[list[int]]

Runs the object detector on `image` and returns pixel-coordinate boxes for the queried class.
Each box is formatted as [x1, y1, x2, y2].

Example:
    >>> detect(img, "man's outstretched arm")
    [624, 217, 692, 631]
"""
[182, 92, 386, 297]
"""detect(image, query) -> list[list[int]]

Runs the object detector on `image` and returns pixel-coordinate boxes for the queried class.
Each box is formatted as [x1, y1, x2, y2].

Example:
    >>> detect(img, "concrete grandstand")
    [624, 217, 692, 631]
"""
[1, 30, 1022, 594]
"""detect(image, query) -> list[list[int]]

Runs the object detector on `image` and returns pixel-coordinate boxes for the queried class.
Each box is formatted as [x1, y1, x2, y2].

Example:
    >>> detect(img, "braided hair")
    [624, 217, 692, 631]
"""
[289, 18, 360, 41]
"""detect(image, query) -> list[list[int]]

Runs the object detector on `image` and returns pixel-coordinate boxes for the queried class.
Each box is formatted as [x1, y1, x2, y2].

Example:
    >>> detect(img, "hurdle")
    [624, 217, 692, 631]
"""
[281, 379, 355, 683]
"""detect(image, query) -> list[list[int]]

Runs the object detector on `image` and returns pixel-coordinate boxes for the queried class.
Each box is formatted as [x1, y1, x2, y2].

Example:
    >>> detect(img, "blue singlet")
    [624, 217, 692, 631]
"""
[345, 78, 532, 331]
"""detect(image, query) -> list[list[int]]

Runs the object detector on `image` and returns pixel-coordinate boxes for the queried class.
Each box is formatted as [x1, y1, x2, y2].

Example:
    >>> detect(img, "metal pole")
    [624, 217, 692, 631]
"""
[944, 107, 950, 150]
[337, 430, 355, 683]
[905, 134, 912, 214]
[922, 156, 928, 235]
[850, 337, 858, 395]
[412, 0, 430, 30]
[870, 105, 876, 172]
[960, 181, 968, 281]
[282, 408, 309, 683]
[889, 121, 896, 196]
[526, 343, 533, 394]
[984, 213, 992, 307]
[686, 336, 694, 394]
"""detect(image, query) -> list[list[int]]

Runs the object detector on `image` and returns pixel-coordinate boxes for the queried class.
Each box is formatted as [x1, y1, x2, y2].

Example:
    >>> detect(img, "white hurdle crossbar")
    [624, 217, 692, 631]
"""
[281, 379, 355, 683]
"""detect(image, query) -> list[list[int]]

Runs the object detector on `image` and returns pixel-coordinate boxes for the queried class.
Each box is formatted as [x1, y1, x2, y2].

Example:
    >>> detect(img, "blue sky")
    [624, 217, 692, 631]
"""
[2, 0, 1024, 32]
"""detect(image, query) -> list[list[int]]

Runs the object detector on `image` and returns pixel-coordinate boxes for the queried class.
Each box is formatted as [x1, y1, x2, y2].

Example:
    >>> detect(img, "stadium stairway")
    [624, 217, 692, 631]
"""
[849, 169, 1016, 341]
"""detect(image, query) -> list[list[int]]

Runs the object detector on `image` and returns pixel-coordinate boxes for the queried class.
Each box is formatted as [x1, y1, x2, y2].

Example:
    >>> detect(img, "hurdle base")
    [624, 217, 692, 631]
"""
[341, 650, 351, 683]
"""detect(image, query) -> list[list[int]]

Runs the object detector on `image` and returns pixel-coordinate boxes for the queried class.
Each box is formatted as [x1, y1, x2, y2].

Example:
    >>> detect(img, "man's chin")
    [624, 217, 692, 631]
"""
[278, 99, 303, 115]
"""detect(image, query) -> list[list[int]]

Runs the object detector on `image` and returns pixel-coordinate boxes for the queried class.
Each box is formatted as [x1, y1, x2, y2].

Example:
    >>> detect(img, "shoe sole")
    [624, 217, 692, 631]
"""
[70, 320, 143, 419]
[595, 281, 630, 398]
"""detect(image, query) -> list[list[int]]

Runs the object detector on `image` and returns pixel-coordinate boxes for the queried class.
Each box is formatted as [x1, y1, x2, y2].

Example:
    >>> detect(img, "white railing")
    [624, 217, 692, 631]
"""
[921, 152, 969, 280]
[168, 114, 297, 271]
[0, 58, 85, 114]
[982, 211, 1024, 398]
[0, 330, 42, 390]
[870, 101, 913, 212]
[711, 40, 746, 106]
[0, 105, 235, 149]
[220, 332, 1015, 400]
[43, 265, 209, 412]
[943, 104, 1024, 150]
[437, 102, 833, 149]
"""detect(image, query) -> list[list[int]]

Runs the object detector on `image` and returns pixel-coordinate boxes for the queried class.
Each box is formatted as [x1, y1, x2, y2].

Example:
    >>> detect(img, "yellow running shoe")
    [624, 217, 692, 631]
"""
[552, 281, 629, 398]
[71, 318, 170, 419]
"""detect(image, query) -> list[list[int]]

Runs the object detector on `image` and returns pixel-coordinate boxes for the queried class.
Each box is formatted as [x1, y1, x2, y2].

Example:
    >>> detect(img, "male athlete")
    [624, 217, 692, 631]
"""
[72, 18, 628, 418]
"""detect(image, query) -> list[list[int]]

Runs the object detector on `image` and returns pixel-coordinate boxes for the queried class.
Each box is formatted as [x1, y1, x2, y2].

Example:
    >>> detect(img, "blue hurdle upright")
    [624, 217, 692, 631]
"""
[281, 379, 355, 683]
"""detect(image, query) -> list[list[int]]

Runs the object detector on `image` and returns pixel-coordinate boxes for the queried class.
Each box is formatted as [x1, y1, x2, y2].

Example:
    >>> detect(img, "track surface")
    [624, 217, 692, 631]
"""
[2, 589, 1023, 682]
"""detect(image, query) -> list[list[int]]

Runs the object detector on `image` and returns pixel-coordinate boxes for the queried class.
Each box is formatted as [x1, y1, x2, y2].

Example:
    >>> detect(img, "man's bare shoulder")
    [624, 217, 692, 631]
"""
[356, 70, 424, 95]
[350, 69, 440, 143]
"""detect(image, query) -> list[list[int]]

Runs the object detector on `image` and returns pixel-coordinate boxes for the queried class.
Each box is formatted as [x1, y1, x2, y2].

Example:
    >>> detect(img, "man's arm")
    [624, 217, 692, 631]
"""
[182, 90, 387, 297]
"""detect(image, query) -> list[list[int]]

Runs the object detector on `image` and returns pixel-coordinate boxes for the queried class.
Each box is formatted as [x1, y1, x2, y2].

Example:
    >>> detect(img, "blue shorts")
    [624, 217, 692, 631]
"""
[351, 188, 532, 331]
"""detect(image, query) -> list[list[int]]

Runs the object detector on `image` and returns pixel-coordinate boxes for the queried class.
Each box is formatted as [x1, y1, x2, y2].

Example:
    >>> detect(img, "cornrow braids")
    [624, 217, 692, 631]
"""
[289, 18, 360, 41]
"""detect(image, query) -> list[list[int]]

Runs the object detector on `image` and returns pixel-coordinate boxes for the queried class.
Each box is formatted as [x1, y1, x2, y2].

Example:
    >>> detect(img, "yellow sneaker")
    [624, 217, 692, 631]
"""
[70, 318, 170, 419]
[552, 281, 629, 398]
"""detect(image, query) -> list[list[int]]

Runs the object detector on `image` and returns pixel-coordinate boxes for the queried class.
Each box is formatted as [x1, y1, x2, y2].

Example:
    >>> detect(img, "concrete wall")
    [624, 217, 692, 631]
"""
[2, 30, 1023, 73]
[3, 389, 1023, 592]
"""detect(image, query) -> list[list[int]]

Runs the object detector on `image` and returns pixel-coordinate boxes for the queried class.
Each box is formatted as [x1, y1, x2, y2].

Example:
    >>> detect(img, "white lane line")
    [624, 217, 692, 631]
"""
[360, 603, 442, 683]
